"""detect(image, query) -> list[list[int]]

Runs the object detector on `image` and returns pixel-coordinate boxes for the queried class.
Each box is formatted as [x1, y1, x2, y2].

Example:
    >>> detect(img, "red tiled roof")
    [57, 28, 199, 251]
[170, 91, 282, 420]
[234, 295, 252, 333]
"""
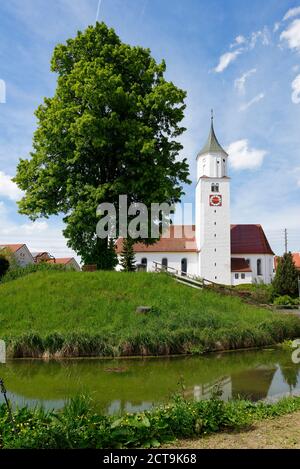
[116, 224, 274, 255]
[0, 244, 25, 253]
[47, 258, 73, 265]
[275, 253, 300, 270]
[116, 225, 198, 253]
[230, 224, 274, 255]
[231, 258, 252, 272]
[293, 253, 300, 270]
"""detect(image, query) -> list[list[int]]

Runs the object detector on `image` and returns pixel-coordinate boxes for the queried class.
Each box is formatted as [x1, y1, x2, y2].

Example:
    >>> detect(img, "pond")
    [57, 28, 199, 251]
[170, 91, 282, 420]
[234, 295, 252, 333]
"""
[0, 348, 300, 415]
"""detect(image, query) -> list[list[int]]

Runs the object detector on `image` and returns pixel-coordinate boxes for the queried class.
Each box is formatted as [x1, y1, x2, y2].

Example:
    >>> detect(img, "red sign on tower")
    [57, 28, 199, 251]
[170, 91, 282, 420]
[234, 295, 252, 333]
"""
[209, 194, 222, 207]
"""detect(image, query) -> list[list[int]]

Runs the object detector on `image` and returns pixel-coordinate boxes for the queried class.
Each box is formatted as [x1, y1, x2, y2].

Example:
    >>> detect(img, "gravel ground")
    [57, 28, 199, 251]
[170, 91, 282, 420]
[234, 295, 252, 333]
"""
[168, 412, 300, 449]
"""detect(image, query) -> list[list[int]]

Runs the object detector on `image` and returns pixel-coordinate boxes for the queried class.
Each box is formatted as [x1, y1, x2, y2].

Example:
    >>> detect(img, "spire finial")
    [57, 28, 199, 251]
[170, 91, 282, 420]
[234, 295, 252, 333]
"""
[211, 109, 214, 125]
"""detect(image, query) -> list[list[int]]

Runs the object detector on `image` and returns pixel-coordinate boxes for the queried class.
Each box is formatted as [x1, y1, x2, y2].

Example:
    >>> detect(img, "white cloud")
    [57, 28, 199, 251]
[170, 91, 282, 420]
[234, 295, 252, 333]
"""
[214, 49, 242, 73]
[292, 74, 300, 103]
[295, 167, 300, 187]
[239, 93, 265, 111]
[273, 22, 280, 32]
[227, 139, 267, 170]
[280, 19, 300, 52]
[0, 213, 78, 260]
[283, 6, 300, 21]
[249, 27, 270, 49]
[0, 171, 23, 201]
[215, 27, 270, 73]
[230, 35, 246, 48]
[234, 68, 257, 94]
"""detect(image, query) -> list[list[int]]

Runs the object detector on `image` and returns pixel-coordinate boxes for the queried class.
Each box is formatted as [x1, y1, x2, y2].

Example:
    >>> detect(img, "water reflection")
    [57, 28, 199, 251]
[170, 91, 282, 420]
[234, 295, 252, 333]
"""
[0, 349, 300, 414]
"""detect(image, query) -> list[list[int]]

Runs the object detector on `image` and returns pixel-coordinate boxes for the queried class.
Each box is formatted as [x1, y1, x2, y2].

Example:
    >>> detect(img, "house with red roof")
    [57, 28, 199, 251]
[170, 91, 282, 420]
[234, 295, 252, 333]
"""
[0, 244, 34, 267]
[0, 245, 80, 271]
[31, 252, 81, 271]
[116, 115, 275, 285]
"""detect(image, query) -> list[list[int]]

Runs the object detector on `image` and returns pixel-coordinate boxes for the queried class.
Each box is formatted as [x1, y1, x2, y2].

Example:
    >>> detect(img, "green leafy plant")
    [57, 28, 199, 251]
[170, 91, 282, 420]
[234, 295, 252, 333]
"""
[1, 394, 300, 449]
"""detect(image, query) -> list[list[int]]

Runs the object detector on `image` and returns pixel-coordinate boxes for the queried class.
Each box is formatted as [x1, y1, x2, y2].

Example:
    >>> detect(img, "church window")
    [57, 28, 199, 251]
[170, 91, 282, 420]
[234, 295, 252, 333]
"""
[162, 258, 168, 270]
[235, 273, 239, 279]
[241, 273, 246, 279]
[246, 259, 250, 266]
[141, 258, 147, 268]
[257, 259, 262, 276]
[214, 248, 217, 252]
[211, 183, 219, 192]
[181, 258, 187, 275]
[214, 263, 217, 267]
[214, 222, 217, 225]
[223, 159, 226, 162]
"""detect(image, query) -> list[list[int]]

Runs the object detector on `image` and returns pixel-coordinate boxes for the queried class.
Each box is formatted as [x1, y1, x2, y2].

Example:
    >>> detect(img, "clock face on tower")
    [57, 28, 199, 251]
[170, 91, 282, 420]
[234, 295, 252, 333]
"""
[209, 194, 222, 207]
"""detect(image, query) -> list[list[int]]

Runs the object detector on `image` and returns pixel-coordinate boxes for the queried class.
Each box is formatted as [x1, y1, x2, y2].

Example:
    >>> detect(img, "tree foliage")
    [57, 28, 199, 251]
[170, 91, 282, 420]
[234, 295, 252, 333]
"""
[85, 238, 118, 270]
[14, 22, 190, 266]
[120, 239, 136, 272]
[273, 252, 299, 298]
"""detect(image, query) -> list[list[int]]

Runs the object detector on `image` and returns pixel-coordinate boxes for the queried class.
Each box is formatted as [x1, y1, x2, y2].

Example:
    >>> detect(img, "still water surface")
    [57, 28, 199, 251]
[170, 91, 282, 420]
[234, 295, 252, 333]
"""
[0, 348, 300, 414]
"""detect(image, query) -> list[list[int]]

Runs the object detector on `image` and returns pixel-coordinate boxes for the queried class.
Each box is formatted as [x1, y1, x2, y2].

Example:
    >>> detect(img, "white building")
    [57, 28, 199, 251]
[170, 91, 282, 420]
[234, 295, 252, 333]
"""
[0, 244, 34, 267]
[116, 115, 274, 285]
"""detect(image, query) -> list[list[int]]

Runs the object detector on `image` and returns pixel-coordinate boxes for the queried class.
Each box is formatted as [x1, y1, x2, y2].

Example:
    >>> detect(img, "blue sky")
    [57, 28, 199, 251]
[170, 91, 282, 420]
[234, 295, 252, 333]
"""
[0, 0, 300, 257]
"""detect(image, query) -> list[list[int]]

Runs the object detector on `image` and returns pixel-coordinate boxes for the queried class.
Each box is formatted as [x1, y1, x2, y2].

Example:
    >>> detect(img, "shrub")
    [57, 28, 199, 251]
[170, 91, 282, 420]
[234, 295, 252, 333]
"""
[274, 295, 299, 306]
[0, 262, 69, 283]
[273, 252, 299, 298]
[0, 254, 10, 278]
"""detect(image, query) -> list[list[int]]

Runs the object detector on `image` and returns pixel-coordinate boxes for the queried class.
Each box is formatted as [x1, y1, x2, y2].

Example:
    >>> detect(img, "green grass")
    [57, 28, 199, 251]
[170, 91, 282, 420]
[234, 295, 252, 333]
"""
[1, 394, 300, 448]
[1, 270, 300, 357]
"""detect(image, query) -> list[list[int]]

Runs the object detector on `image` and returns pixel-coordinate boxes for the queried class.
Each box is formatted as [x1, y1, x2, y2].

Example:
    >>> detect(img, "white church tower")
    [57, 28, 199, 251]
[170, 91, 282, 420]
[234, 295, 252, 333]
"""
[195, 111, 231, 285]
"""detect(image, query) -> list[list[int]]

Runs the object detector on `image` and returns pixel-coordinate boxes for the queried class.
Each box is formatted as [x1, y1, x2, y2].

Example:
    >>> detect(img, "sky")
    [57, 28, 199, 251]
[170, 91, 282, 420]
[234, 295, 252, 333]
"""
[0, 0, 300, 259]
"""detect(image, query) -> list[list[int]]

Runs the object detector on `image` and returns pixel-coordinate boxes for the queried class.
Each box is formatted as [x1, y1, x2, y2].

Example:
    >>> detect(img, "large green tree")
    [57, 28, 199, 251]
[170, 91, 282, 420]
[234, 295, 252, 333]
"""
[273, 252, 299, 298]
[14, 22, 190, 266]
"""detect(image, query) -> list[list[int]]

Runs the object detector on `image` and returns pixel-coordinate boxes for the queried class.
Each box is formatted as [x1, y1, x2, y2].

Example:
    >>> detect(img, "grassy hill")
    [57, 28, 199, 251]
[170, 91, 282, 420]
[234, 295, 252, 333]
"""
[1, 270, 300, 357]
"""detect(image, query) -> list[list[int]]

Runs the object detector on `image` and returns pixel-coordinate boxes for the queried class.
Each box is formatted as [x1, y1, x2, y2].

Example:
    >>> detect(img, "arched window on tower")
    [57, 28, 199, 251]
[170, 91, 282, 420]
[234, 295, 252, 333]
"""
[211, 183, 219, 192]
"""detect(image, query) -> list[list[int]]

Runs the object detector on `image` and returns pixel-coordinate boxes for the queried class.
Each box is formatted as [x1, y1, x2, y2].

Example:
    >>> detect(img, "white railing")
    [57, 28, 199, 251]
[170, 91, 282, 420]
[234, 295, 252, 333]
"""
[152, 261, 226, 288]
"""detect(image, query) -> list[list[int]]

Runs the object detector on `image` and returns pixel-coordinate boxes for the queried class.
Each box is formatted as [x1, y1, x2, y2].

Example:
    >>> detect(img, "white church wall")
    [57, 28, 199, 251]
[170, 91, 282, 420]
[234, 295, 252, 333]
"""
[116, 252, 199, 276]
[231, 271, 252, 286]
[231, 254, 274, 285]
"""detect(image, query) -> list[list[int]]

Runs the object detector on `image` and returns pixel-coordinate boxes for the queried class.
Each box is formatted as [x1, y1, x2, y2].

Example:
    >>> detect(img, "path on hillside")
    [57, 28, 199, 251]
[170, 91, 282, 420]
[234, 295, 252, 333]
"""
[168, 411, 300, 449]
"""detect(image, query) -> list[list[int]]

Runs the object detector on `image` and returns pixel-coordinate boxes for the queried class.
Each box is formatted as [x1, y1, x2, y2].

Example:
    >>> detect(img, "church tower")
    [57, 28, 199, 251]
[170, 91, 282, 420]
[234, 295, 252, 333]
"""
[195, 112, 231, 285]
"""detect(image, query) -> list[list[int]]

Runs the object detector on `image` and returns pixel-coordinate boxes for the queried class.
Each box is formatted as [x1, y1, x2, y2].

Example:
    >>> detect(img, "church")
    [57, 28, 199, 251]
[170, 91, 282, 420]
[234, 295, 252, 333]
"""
[116, 115, 275, 286]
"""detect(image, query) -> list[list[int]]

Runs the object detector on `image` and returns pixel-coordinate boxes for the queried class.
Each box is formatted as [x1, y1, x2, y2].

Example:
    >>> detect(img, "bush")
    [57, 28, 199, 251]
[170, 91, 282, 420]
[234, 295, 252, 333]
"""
[0, 254, 10, 278]
[273, 252, 299, 298]
[0, 262, 70, 284]
[274, 295, 299, 306]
